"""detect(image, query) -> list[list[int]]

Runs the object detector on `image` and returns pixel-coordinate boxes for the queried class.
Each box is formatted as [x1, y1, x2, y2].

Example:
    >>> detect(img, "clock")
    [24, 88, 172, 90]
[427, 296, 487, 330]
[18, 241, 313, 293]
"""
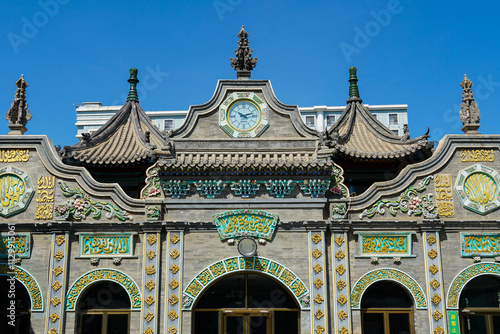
[228, 101, 260, 131]
[219, 92, 269, 138]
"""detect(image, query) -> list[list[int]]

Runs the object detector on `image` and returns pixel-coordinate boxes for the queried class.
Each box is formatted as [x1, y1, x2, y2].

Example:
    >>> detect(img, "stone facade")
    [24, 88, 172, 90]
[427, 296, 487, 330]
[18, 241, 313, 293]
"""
[1, 67, 499, 334]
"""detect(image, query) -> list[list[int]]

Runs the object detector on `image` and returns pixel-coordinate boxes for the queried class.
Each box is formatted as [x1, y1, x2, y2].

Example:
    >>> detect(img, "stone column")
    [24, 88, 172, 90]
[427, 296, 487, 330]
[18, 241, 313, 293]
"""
[315, 106, 326, 131]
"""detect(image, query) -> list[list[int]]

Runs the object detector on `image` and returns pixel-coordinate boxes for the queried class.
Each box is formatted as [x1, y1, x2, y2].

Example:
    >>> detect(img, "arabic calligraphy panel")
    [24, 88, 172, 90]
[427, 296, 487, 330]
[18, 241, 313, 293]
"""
[79, 233, 133, 257]
[359, 233, 412, 257]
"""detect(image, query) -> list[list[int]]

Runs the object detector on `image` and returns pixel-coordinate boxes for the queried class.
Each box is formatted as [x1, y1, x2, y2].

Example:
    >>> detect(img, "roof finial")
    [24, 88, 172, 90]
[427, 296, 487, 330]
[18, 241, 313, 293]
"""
[127, 68, 139, 102]
[5, 74, 32, 135]
[347, 66, 362, 103]
[230, 25, 257, 79]
[459, 74, 480, 134]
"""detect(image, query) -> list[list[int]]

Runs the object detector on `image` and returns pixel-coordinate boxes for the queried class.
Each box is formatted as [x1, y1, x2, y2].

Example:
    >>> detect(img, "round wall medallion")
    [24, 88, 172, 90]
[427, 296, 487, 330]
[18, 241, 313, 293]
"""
[0, 166, 35, 217]
[455, 164, 500, 215]
[219, 92, 269, 138]
[237, 238, 257, 257]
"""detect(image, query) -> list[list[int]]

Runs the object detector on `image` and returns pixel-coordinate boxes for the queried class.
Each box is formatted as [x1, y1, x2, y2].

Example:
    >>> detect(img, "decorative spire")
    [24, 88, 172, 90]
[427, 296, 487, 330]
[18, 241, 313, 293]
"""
[230, 25, 257, 79]
[459, 74, 480, 134]
[347, 66, 362, 103]
[127, 68, 139, 102]
[5, 74, 32, 135]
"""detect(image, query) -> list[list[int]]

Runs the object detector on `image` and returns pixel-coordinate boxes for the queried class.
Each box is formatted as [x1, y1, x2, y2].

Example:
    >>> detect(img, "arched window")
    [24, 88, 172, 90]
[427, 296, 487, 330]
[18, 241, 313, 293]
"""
[0, 275, 31, 334]
[77, 281, 131, 334]
[361, 281, 414, 334]
[459, 275, 500, 334]
[193, 273, 299, 334]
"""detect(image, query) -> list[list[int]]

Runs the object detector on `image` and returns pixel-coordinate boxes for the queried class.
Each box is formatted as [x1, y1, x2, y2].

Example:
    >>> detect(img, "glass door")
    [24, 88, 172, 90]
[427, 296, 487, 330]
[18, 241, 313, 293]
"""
[362, 310, 413, 334]
[78, 311, 130, 334]
[224, 312, 270, 334]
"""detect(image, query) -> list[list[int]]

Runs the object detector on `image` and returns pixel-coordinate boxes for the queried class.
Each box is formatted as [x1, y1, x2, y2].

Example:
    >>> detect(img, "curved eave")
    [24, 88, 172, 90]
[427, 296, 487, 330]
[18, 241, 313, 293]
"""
[64, 154, 156, 167]
[333, 141, 432, 161]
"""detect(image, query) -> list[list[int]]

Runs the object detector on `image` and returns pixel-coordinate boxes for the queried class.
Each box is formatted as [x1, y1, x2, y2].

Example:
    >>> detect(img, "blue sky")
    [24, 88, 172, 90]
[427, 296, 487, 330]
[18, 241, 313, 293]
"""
[1, 0, 499, 147]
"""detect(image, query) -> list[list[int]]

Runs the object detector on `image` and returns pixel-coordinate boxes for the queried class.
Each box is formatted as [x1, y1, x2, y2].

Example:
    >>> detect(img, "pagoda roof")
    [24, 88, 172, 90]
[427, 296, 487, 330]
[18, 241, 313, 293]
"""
[62, 69, 166, 166]
[326, 67, 433, 161]
[328, 100, 432, 160]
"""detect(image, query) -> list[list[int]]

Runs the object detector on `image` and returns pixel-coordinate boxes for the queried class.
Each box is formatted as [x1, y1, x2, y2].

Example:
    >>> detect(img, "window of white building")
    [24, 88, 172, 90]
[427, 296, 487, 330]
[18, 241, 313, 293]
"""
[389, 114, 398, 125]
[326, 115, 336, 128]
[305, 116, 315, 128]
[164, 119, 174, 131]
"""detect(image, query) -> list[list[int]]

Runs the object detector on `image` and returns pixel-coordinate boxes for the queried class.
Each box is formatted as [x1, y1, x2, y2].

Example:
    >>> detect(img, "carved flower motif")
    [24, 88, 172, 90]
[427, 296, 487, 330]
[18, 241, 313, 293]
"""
[330, 185, 342, 195]
[148, 187, 160, 196]
[55, 204, 69, 213]
[227, 238, 236, 245]
[409, 197, 422, 210]
[113, 257, 122, 265]
[73, 198, 85, 210]
[91, 257, 99, 265]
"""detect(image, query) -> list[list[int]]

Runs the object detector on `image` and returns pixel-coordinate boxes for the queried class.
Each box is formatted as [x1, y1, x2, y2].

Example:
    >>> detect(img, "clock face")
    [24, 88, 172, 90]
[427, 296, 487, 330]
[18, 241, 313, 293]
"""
[219, 92, 269, 138]
[228, 101, 260, 131]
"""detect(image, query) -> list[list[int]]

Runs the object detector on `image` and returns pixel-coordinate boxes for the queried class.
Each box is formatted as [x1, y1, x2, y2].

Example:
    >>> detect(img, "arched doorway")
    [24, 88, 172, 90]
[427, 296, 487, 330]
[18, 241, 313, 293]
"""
[76, 281, 131, 334]
[193, 272, 299, 334]
[0, 275, 31, 334]
[361, 281, 414, 334]
[459, 275, 500, 334]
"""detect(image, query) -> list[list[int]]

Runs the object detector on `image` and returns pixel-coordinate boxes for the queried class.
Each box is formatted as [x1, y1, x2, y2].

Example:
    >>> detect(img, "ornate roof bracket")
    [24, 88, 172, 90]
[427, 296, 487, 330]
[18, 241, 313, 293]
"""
[6, 74, 32, 135]
[459, 74, 481, 134]
[230, 25, 257, 80]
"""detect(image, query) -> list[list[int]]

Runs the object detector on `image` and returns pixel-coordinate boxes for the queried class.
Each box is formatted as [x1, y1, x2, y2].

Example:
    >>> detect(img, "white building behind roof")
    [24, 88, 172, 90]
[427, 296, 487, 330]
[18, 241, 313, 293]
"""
[75, 101, 408, 140]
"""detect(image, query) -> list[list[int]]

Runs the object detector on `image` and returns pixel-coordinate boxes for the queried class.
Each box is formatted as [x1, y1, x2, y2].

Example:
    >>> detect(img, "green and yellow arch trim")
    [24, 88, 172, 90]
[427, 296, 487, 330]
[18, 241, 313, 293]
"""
[350, 268, 427, 309]
[0, 264, 43, 311]
[182, 256, 310, 310]
[65, 268, 142, 311]
[447, 262, 500, 309]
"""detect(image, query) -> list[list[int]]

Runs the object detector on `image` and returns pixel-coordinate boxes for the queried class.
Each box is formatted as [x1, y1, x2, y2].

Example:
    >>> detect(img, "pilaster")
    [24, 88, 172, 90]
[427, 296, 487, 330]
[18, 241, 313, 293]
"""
[332, 227, 351, 334]
[422, 230, 447, 334]
[164, 230, 183, 334]
[44, 232, 69, 334]
[308, 229, 328, 334]
[141, 231, 161, 334]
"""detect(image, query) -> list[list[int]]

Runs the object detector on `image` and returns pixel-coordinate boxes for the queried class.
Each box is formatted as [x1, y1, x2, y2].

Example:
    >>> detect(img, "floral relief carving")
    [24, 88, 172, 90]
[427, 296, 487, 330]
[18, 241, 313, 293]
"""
[360, 176, 437, 219]
[54, 181, 132, 221]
